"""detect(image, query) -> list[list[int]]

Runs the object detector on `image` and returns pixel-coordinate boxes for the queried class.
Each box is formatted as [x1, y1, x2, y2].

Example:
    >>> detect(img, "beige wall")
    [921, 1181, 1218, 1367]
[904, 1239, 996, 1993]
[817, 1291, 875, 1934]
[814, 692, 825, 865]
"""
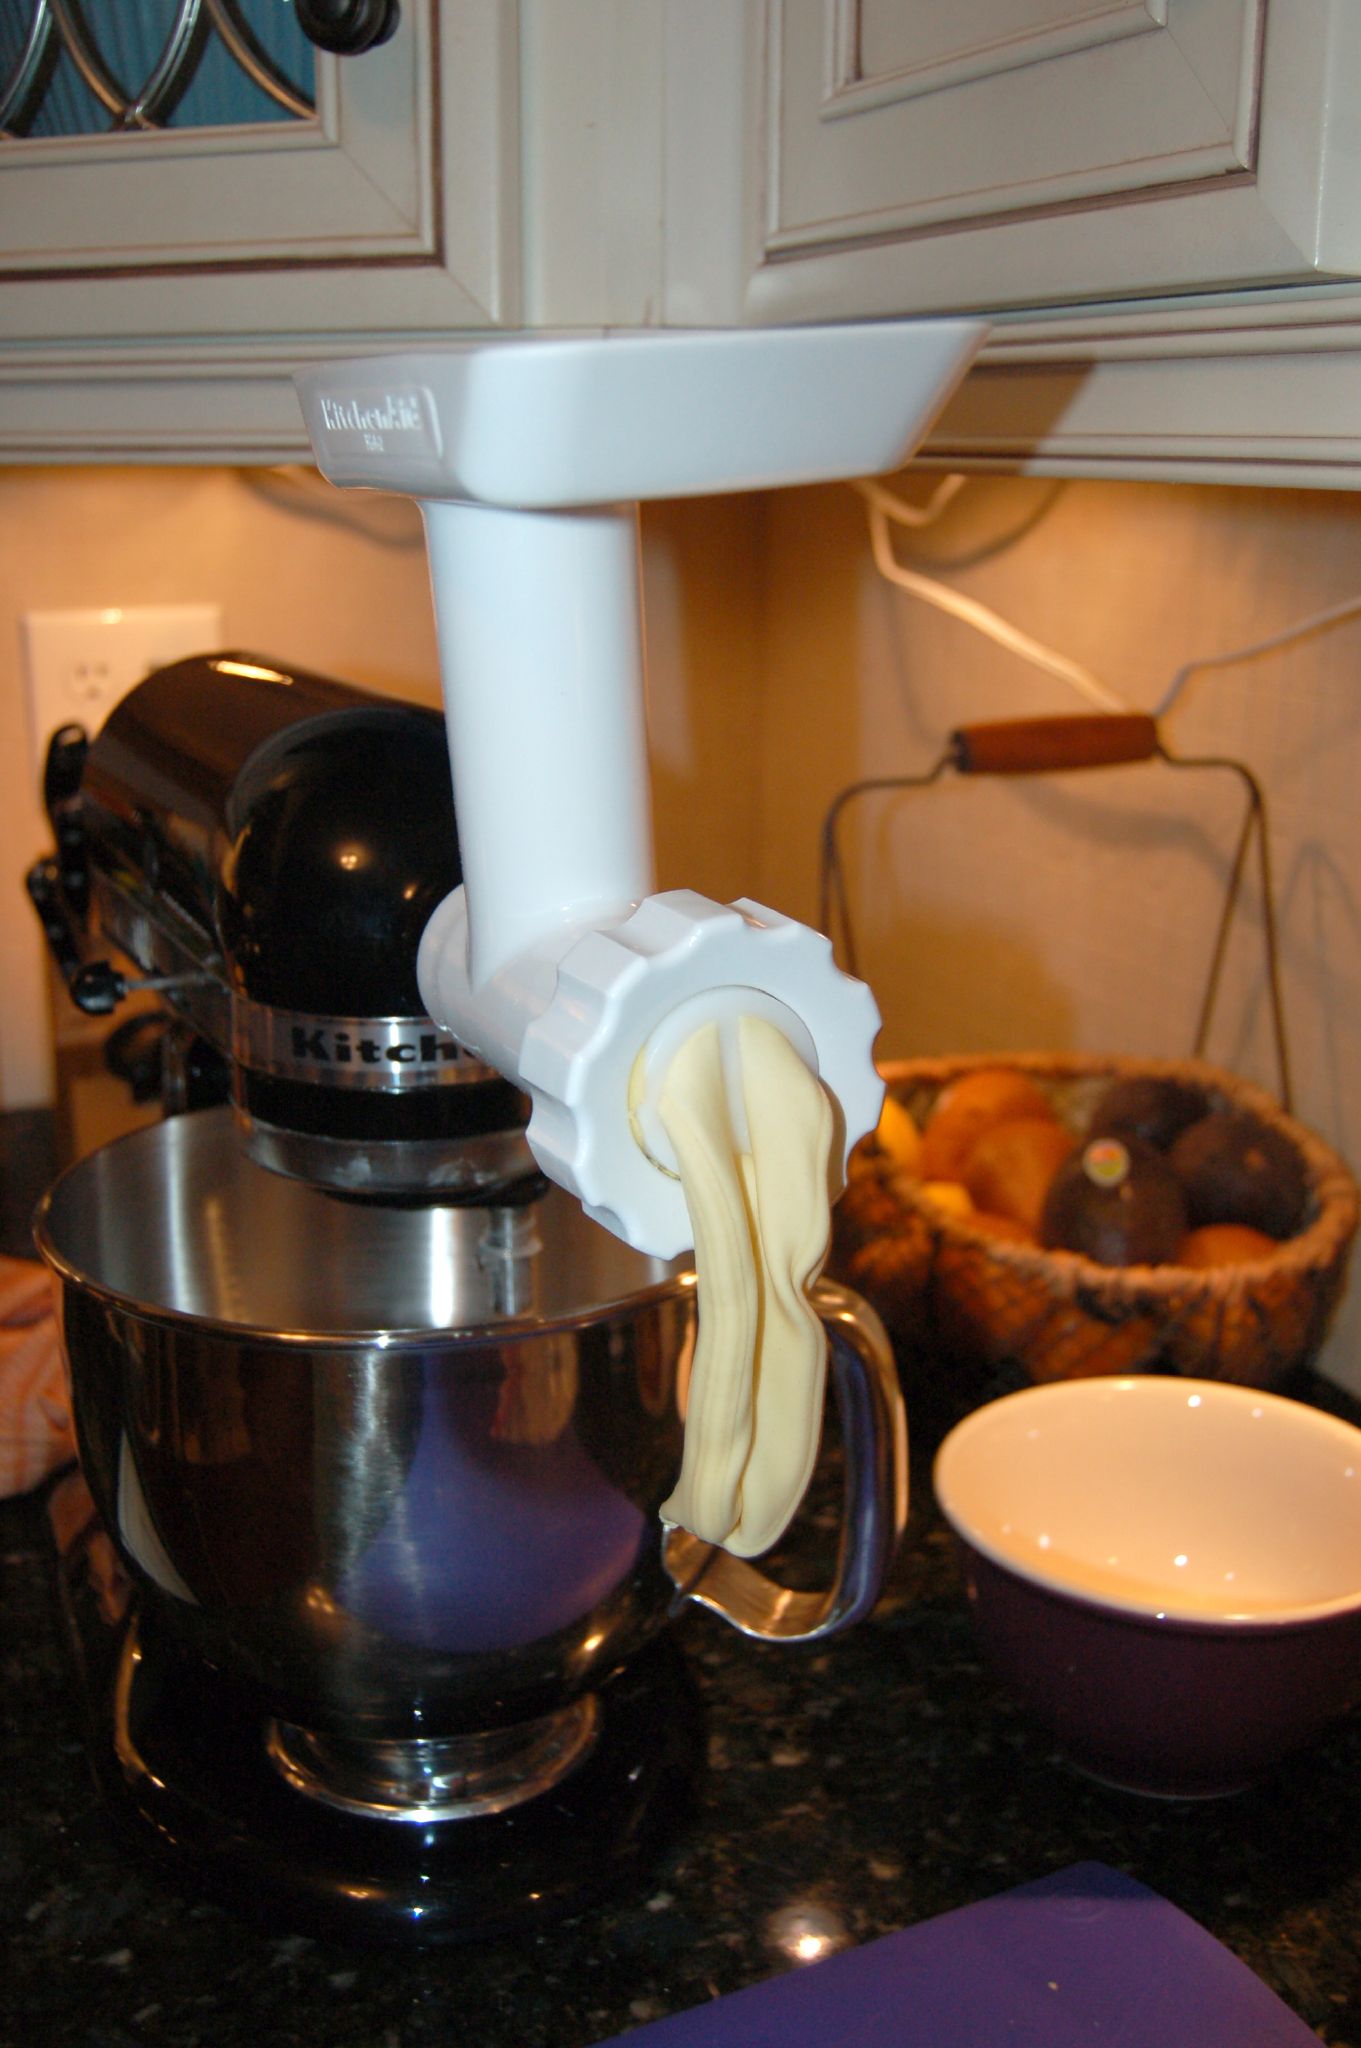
[751, 475, 1361, 1391]
[0, 467, 761, 1108]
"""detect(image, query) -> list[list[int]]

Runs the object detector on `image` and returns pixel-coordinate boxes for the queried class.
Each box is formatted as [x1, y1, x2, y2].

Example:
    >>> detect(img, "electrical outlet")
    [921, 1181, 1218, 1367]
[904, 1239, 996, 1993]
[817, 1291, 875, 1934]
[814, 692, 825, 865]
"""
[21, 604, 223, 779]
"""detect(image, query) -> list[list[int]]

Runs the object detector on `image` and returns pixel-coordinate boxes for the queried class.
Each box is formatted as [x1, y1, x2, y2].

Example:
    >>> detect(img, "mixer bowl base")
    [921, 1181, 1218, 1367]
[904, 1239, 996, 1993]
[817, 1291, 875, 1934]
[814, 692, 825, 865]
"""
[58, 1551, 704, 1945]
[265, 1694, 604, 1823]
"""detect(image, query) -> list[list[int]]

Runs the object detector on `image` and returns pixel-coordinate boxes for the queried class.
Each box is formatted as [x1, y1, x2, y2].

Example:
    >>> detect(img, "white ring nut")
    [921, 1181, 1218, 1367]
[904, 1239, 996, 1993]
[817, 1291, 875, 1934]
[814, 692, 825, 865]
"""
[518, 890, 884, 1258]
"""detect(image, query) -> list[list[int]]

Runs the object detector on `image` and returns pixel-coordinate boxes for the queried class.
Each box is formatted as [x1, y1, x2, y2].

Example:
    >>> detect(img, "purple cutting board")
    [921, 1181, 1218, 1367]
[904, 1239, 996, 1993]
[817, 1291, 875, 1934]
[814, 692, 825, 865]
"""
[594, 1863, 1320, 2046]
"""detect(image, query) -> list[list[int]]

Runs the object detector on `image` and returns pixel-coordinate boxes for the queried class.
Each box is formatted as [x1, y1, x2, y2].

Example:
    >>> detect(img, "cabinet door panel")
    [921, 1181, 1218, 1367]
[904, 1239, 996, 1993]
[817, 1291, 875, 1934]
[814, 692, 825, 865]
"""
[2, 16, 429, 270]
[846, 2, 1171, 112]
[770, 0, 1258, 249]
[655, 0, 1361, 324]
[0, 2, 517, 338]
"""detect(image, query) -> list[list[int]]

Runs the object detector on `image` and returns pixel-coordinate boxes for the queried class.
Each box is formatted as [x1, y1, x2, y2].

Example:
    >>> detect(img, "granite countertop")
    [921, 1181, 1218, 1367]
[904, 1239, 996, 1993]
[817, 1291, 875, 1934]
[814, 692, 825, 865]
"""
[3, 1110, 1360, 2048]
[7, 1444, 1361, 2047]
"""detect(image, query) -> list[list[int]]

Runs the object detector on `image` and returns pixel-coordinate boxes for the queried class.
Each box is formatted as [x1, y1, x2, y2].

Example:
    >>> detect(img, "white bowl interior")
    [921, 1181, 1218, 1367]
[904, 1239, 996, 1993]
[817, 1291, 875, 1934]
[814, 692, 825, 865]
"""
[934, 1377, 1361, 1623]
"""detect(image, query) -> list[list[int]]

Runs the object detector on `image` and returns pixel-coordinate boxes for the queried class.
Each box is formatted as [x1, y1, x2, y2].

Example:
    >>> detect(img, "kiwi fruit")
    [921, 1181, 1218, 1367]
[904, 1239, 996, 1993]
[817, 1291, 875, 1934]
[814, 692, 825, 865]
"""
[1086, 1074, 1211, 1152]
[1040, 1135, 1189, 1267]
[1167, 1110, 1308, 1239]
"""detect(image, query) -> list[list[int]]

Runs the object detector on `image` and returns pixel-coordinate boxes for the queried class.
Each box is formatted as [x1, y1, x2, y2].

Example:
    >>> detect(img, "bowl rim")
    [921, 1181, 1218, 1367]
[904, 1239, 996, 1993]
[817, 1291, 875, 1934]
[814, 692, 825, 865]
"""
[933, 1375, 1361, 1629]
[30, 1109, 694, 1346]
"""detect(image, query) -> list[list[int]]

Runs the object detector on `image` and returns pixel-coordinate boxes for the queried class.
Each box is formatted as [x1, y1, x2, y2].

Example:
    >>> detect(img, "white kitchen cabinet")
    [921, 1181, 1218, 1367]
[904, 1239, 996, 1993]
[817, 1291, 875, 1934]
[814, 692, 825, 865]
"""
[8, 0, 1361, 485]
[647, 0, 1361, 488]
[0, 1, 518, 461]
[665, 0, 1361, 324]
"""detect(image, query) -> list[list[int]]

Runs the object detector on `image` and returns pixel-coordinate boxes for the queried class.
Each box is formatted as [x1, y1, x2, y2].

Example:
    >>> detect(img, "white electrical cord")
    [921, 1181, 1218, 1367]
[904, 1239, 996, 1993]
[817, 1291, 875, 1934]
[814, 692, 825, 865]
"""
[861, 476, 1361, 724]
[854, 473, 968, 528]
[1155, 590, 1361, 716]
[862, 492, 1130, 713]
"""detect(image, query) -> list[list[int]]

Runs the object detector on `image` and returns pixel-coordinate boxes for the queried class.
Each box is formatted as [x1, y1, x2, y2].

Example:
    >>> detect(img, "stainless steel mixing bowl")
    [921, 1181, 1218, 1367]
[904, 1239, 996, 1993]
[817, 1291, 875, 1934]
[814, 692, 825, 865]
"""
[36, 1109, 906, 1780]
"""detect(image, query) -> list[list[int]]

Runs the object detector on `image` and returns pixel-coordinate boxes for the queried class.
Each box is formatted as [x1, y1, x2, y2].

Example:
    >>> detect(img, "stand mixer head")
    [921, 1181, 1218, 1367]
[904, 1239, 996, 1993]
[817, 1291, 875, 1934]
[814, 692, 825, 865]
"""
[28, 653, 536, 1200]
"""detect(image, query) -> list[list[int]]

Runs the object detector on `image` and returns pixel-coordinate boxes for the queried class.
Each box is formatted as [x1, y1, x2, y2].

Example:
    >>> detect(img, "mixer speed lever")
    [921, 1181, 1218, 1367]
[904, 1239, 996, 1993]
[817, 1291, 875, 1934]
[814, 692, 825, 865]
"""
[67, 962, 216, 1017]
[24, 864, 213, 1018]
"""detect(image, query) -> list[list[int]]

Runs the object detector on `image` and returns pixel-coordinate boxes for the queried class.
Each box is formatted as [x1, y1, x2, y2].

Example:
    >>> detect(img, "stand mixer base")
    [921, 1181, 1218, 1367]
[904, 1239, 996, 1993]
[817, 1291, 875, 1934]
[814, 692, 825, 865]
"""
[60, 1560, 704, 1946]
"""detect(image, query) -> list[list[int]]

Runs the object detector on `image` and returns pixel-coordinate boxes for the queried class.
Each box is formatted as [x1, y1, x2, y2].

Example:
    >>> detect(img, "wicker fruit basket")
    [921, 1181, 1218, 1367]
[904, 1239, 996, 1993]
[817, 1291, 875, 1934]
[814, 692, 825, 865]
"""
[832, 1051, 1359, 1408]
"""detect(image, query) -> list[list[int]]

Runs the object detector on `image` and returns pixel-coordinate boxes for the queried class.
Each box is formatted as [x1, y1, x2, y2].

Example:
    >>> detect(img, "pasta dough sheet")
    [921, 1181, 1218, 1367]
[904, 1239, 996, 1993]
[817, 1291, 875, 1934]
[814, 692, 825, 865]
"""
[657, 1014, 833, 1559]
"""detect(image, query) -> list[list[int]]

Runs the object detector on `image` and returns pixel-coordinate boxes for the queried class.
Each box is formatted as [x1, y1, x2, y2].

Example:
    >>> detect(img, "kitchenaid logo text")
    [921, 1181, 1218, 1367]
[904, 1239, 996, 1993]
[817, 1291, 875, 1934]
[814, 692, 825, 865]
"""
[290, 1026, 464, 1069]
[318, 393, 424, 437]
[237, 1000, 483, 1089]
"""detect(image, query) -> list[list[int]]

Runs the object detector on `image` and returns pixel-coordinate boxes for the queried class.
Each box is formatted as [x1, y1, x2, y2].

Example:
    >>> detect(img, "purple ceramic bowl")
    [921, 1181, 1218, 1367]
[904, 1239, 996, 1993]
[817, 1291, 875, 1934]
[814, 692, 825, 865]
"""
[934, 1377, 1361, 1797]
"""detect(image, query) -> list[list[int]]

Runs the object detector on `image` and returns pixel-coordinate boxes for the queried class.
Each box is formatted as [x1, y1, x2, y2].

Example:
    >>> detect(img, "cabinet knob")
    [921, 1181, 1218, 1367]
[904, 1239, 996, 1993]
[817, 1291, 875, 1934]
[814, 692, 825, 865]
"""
[295, 1, 400, 56]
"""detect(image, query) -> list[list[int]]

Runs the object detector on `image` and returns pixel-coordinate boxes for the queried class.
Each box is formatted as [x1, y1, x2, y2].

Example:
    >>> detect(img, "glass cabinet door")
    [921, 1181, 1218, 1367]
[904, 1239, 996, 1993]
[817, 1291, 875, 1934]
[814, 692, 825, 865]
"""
[0, 0, 498, 312]
[0, 2, 521, 461]
[1, 2, 316, 137]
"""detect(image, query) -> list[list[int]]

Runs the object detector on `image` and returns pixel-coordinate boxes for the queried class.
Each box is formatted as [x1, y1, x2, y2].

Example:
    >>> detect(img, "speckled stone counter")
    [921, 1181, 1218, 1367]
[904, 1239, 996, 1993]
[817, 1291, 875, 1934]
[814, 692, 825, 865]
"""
[5, 1428, 1361, 2048]
[3, 1104, 1360, 2048]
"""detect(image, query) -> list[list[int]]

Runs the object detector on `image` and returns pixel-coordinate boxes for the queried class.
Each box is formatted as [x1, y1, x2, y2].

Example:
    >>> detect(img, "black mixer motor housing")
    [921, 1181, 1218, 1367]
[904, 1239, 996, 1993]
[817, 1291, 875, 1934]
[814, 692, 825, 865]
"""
[29, 654, 532, 1201]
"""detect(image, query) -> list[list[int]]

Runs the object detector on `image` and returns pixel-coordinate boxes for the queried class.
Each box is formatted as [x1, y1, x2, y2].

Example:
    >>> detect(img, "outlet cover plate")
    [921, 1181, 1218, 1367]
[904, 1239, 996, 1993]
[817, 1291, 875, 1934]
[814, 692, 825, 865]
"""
[21, 604, 222, 776]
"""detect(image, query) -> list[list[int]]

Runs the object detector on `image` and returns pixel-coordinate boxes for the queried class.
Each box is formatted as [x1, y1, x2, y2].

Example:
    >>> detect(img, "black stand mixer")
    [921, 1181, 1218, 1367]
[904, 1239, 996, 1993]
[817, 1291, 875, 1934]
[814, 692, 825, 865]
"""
[28, 654, 906, 1945]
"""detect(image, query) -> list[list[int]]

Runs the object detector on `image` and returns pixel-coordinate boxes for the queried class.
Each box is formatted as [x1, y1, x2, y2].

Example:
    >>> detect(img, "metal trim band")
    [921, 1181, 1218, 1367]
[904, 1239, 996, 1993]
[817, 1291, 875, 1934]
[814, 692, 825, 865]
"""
[232, 998, 497, 1092]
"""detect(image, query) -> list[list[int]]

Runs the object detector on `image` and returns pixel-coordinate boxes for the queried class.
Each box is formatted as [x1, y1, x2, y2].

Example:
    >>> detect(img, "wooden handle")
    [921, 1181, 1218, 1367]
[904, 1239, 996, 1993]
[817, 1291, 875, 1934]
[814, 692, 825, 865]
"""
[949, 714, 1159, 776]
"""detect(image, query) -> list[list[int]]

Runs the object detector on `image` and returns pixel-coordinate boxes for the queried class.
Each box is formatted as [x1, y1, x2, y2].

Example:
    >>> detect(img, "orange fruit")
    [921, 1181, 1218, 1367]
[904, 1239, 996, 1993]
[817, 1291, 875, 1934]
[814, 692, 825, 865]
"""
[920, 1067, 1057, 1181]
[1176, 1223, 1279, 1269]
[961, 1116, 1076, 1234]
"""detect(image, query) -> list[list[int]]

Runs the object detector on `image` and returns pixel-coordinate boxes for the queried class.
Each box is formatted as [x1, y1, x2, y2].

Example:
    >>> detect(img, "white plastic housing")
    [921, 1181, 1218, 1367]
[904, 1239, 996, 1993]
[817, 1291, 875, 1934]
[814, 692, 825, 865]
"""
[296, 323, 987, 1252]
[295, 324, 985, 506]
[418, 887, 884, 1257]
[420, 498, 653, 986]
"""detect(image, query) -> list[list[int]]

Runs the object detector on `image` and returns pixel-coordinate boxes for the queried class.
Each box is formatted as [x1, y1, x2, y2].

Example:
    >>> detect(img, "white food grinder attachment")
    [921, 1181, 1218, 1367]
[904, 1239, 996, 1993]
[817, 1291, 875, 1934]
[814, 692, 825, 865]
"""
[295, 323, 985, 1256]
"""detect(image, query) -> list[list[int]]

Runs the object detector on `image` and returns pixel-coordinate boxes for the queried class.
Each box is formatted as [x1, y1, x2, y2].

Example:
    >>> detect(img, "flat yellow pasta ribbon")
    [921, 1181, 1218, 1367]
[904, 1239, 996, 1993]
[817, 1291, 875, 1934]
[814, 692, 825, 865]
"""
[657, 1014, 833, 1558]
